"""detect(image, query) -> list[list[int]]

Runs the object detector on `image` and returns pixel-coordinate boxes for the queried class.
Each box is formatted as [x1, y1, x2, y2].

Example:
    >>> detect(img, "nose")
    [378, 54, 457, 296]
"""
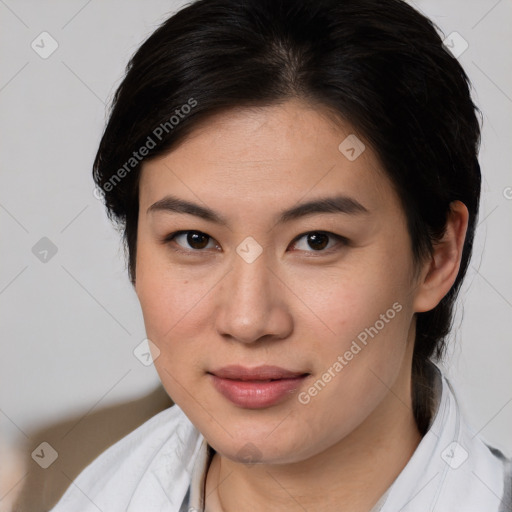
[214, 252, 293, 345]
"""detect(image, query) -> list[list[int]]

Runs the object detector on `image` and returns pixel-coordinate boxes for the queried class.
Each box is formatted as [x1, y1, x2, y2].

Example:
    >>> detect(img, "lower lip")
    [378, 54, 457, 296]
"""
[210, 374, 308, 409]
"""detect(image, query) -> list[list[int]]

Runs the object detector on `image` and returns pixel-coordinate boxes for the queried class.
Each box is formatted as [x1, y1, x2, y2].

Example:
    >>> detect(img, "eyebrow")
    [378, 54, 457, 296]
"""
[147, 194, 369, 225]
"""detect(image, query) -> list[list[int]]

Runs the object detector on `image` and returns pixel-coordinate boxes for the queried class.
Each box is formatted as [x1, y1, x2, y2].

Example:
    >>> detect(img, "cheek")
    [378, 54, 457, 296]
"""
[136, 240, 208, 336]
[293, 245, 414, 398]
[292, 250, 411, 342]
[136, 266, 207, 402]
[292, 291, 411, 455]
[307, 282, 410, 391]
[135, 246, 202, 383]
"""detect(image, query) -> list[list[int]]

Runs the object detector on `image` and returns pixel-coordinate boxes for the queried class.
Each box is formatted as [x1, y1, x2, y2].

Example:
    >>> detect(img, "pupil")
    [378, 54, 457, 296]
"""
[308, 232, 328, 250]
[188, 231, 209, 249]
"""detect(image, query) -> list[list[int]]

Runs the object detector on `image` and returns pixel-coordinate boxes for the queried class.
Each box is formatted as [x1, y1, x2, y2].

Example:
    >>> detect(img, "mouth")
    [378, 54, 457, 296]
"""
[209, 364, 309, 380]
[208, 365, 310, 409]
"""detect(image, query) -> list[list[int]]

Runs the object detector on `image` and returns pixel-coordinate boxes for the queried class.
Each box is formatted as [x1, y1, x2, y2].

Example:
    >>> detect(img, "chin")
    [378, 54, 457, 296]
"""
[204, 425, 308, 465]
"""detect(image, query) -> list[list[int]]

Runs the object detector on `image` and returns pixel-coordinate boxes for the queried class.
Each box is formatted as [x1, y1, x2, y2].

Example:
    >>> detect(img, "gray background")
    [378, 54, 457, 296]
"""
[1, 0, 511, 465]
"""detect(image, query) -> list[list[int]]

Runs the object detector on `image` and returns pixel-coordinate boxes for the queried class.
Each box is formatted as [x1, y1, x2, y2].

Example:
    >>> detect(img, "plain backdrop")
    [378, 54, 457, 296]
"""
[1, 0, 511, 463]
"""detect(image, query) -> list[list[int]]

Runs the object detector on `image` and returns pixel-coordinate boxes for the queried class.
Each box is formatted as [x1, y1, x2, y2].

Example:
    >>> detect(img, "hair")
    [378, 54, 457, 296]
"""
[93, 0, 481, 434]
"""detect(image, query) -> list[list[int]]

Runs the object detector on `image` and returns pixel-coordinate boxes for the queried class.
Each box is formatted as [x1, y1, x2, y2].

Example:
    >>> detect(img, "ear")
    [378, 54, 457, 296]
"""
[413, 201, 469, 313]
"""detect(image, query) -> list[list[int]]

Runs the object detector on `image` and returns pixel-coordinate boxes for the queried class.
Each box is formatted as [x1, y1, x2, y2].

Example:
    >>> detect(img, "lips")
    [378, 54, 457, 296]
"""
[208, 365, 310, 409]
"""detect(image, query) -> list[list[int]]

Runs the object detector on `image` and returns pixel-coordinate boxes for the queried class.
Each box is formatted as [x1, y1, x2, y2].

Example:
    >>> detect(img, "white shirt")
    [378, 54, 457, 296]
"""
[49, 365, 511, 512]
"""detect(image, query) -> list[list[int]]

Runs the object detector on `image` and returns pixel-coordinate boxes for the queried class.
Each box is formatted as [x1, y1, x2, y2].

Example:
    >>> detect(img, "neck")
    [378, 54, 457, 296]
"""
[205, 363, 422, 512]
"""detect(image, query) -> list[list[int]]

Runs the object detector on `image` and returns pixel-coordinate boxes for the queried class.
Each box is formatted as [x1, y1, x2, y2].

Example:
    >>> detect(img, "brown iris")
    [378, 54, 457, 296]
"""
[306, 232, 329, 250]
[187, 231, 210, 249]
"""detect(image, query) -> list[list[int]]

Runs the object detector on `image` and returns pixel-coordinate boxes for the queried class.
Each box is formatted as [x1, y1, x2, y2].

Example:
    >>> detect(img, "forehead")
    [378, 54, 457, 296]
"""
[139, 99, 395, 217]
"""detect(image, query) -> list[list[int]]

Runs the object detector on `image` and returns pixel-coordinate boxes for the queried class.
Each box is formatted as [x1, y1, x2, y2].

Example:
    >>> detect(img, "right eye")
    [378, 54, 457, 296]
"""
[163, 230, 221, 252]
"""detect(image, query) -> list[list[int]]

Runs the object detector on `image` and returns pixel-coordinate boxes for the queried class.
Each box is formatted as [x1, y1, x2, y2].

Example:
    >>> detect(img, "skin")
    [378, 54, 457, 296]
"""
[135, 99, 468, 512]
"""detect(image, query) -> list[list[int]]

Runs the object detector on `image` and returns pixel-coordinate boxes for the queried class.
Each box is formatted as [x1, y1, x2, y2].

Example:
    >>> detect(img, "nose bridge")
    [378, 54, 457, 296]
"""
[229, 251, 274, 318]
[215, 248, 292, 343]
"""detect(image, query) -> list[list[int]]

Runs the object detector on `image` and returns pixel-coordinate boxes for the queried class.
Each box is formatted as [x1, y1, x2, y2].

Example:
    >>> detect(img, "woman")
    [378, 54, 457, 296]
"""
[50, 0, 511, 510]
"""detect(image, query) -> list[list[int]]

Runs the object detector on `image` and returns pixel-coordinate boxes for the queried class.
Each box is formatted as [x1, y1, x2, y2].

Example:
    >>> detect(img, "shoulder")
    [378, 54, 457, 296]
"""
[383, 365, 511, 512]
[433, 372, 511, 511]
[49, 404, 202, 512]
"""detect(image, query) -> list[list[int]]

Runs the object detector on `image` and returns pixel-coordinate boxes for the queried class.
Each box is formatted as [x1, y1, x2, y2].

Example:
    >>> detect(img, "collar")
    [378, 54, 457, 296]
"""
[187, 438, 215, 511]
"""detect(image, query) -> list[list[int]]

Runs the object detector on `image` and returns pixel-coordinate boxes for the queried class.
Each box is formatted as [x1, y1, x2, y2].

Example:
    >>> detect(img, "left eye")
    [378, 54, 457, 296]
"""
[290, 231, 346, 252]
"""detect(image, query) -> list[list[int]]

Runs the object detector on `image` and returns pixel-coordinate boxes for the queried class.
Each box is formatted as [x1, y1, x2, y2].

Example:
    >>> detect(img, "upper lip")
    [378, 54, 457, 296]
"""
[209, 365, 309, 381]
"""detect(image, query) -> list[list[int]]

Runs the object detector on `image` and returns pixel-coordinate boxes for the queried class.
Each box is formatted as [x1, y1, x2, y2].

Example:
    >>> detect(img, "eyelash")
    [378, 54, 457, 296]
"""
[161, 230, 349, 256]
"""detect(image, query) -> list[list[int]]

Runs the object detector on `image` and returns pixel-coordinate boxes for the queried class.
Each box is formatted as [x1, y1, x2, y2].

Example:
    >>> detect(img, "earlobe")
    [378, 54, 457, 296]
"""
[413, 201, 469, 313]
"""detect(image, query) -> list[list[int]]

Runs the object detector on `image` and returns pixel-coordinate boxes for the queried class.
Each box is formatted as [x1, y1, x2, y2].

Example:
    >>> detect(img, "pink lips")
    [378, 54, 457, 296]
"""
[209, 365, 309, 409]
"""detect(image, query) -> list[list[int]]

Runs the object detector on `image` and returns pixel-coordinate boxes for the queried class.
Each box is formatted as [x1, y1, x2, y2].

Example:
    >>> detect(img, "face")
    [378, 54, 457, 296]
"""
[135, 99, 421, 464]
